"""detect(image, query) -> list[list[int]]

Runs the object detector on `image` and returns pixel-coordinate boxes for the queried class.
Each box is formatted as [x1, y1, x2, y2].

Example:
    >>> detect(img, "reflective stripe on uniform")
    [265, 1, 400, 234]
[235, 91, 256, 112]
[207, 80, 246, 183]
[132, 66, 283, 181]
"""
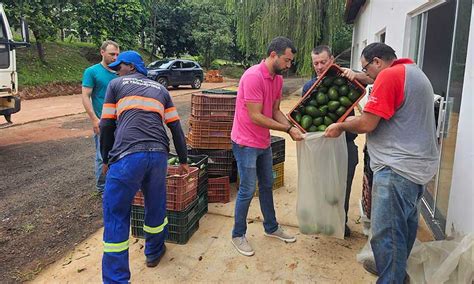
[116, 96, 165, 118]
[164, 107, 179, 124]
[143, 217, 168, 234]
[103, 239, 129, 253]
[101, 103, 117, 119]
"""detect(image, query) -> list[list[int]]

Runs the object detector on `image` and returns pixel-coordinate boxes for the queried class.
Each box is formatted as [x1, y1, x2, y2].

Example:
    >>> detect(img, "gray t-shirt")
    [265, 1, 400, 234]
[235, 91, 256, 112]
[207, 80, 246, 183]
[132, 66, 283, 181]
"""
[365, 59, 439, 185]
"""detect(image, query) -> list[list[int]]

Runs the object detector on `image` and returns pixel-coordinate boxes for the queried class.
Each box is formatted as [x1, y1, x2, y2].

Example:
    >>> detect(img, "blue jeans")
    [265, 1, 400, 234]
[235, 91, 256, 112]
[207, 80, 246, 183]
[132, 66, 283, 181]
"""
[232, 142, 278, 238]
[370, 167, 423, 284]
[94, 134, 106, 192]
[102, 151, 168, 283]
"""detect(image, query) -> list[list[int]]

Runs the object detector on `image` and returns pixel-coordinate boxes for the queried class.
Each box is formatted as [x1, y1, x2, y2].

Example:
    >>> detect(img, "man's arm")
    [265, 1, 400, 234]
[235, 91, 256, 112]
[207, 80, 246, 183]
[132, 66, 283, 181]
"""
[324, 111, 381, 138]
[272, 99, 304, 141]
[341, 68, 374, 85]
[81, 86, 100, 134]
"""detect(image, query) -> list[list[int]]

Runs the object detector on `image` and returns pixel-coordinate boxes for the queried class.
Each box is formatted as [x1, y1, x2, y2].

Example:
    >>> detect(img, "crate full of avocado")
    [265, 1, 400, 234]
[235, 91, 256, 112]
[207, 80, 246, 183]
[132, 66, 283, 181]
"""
[288, 64, 366, 133]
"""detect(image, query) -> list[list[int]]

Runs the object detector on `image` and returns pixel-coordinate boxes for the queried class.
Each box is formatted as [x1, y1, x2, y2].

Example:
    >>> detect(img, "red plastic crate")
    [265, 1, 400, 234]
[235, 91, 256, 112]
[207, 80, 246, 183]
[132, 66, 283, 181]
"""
[191, 93, 236, 121]
[207, 176, 230, 203]
[287, 64, 366, 133]
[167, 167, 199, 211]
[186, 132, 232, 150]
[132, 190, 144, 206]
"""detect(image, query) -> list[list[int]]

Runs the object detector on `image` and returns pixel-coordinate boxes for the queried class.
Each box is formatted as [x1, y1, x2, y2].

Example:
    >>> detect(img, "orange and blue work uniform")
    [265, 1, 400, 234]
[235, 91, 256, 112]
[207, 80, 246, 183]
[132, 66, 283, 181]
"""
[99, 73, 187, 283]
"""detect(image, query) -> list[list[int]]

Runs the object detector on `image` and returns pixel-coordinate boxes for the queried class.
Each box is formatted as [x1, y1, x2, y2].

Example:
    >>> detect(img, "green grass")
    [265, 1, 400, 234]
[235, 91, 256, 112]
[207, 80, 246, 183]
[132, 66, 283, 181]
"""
[16, 41, 97, 86]
[15, 41, 239, 87]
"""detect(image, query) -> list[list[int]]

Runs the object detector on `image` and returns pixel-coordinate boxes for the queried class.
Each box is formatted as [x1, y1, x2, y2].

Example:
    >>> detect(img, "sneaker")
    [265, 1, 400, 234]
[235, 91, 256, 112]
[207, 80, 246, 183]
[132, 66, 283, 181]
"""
[362, 259, 378, 276]
[146, 245, 167, 267]
[231, 235, 255, 256]
[264, 226, 296, 243]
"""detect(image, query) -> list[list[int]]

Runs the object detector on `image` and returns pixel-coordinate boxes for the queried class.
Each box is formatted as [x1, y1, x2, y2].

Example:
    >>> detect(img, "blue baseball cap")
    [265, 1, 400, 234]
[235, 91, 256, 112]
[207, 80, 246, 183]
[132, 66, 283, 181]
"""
[108, 50, 148, 76]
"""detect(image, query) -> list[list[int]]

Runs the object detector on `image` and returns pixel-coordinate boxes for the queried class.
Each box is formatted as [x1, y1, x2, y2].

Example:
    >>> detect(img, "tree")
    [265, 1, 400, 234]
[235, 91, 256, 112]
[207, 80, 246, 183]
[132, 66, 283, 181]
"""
[143, 0, 196, 60]
[227, 0, 352, 75]
[4, 0, 61, 63]
[75, 0, 143, 50]
[190, 1, 233, 68]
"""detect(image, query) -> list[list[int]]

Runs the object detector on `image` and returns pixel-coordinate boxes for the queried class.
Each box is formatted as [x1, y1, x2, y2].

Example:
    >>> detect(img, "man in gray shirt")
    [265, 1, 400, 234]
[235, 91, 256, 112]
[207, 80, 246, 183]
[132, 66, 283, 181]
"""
[325, 43, 438, 283]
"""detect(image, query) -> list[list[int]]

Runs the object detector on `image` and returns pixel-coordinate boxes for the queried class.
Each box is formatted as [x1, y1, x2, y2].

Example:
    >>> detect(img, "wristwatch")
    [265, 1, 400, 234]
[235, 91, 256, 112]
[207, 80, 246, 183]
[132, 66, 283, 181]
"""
[286, 125, 293, 133]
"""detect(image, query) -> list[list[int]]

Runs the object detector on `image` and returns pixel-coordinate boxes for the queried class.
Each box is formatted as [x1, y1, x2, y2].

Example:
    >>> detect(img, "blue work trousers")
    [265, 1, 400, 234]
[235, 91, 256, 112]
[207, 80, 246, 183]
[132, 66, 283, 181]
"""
[102, 151, 168, 284]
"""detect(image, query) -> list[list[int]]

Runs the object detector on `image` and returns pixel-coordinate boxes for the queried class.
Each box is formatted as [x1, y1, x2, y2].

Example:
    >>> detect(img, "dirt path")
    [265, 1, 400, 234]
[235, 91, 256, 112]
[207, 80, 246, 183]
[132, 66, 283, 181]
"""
[0, 76, 323, 282]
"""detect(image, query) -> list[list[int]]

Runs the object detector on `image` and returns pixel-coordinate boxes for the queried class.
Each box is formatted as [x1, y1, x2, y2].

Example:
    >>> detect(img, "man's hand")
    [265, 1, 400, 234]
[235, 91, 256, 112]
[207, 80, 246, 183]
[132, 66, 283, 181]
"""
[289, 126, 304, 141]
[102, 163, 109, 175]
[325, 123, 344, 138]
[93, 117, 100, 134]
[341, 68, 357, 81]
[178, 163, 189, 175]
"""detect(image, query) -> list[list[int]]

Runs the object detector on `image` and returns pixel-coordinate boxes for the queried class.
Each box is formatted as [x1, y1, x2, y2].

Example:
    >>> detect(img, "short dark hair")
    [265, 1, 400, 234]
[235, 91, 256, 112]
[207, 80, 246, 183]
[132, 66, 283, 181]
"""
[267, 36, 297, 56]
[361, 42, 397, 62]
[312, 45, 332, 57]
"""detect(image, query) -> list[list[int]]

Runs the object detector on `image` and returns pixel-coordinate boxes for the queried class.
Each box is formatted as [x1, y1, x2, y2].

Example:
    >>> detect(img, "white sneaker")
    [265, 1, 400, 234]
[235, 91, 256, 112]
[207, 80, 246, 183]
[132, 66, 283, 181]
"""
[231, 235, 255, 256]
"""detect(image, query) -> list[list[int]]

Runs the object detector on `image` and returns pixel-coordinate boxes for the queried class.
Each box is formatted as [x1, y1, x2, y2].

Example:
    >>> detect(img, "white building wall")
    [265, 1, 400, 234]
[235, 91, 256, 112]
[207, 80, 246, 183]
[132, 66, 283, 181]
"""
[351, 0, 473, 236]
[446, 4, 474, 237]
[350, 0, 440, 69]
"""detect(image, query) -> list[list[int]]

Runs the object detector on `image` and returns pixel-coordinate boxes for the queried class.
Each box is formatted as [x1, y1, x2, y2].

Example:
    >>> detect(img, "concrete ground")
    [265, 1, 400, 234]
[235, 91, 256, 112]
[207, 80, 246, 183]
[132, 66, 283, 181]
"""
[29, 86, 433, 283]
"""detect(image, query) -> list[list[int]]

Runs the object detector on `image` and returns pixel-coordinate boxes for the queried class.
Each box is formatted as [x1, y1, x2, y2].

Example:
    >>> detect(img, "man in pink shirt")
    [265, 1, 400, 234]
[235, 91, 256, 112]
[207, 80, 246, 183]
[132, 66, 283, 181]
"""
[231, 37, 303, 256]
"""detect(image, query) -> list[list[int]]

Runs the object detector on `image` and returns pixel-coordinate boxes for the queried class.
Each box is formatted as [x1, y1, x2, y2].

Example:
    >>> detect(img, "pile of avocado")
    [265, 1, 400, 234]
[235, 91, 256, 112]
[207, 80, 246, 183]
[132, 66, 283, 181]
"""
[292, 76, 361, 132]
[168, 157, 206, 170]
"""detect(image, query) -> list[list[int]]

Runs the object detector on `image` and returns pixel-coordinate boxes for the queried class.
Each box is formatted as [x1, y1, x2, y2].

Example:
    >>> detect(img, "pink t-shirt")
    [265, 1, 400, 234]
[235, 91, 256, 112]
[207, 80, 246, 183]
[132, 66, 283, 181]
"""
[231, 61, 283, 149]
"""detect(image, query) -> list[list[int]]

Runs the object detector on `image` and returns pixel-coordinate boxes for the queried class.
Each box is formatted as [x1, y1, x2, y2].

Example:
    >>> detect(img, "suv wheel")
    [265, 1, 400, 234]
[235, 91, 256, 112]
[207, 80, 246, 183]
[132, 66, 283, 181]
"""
[191, 77, 202, 89]
[157, 77, 168, 88]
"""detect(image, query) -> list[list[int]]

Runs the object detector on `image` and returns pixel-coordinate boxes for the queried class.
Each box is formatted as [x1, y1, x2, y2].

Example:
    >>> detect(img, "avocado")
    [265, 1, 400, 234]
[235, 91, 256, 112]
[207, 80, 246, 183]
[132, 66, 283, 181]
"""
[327, 112, 338, 122]
[339, 85, 349, 96]
[319, 105, 328, 116]
[300, 115, 313, 130]
[308, 99, 319, 107]
[305, 105, 321, 117]
[328, 87, 339, 100]
[316, 92, 328, 105]
[327, 100, 341, 112]
[312, 117, 323, 126]
[318, 86, 328, 93]
[308, 125, 318, 132]
[298, 105, 306, 115]
[322, 76, 334, 87]
[317, 125, 327, 131]
[168, 157, 177, 165]
[333, 77, 346, 86]
[348, 89, 360, 102]
[324, 116, 334, 126]
[293, 112, 302, 123]
[339, 96, 353, 107]
[335, 106, 347, 117]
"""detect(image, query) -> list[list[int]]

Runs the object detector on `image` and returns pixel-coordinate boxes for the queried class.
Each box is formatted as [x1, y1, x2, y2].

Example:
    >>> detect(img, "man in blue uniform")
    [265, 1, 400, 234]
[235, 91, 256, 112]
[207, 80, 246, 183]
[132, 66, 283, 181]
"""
[99, 51, 188, 283]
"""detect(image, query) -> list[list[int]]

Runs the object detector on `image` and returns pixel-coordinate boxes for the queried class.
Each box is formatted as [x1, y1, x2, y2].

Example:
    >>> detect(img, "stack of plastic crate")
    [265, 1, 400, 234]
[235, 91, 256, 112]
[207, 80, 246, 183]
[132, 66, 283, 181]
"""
[236, 136, 286, 196]
[187, 90, 238, 203]
[130, 166, 201, 244]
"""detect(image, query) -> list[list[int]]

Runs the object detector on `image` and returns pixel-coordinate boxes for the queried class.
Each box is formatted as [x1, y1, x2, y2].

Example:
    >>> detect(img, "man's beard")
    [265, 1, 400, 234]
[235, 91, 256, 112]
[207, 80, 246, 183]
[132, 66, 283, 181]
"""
[273, 63, 287, 75]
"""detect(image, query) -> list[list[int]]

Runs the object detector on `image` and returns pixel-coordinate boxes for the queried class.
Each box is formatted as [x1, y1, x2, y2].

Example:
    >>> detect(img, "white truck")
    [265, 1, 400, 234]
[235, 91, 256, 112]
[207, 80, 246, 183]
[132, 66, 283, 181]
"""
[0, 3, 29, 124]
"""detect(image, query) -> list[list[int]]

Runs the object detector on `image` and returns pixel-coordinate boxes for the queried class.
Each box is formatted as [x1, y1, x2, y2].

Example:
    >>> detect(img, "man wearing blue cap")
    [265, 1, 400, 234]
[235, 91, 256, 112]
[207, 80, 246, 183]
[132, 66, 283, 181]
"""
[99, 50, 189, 283]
